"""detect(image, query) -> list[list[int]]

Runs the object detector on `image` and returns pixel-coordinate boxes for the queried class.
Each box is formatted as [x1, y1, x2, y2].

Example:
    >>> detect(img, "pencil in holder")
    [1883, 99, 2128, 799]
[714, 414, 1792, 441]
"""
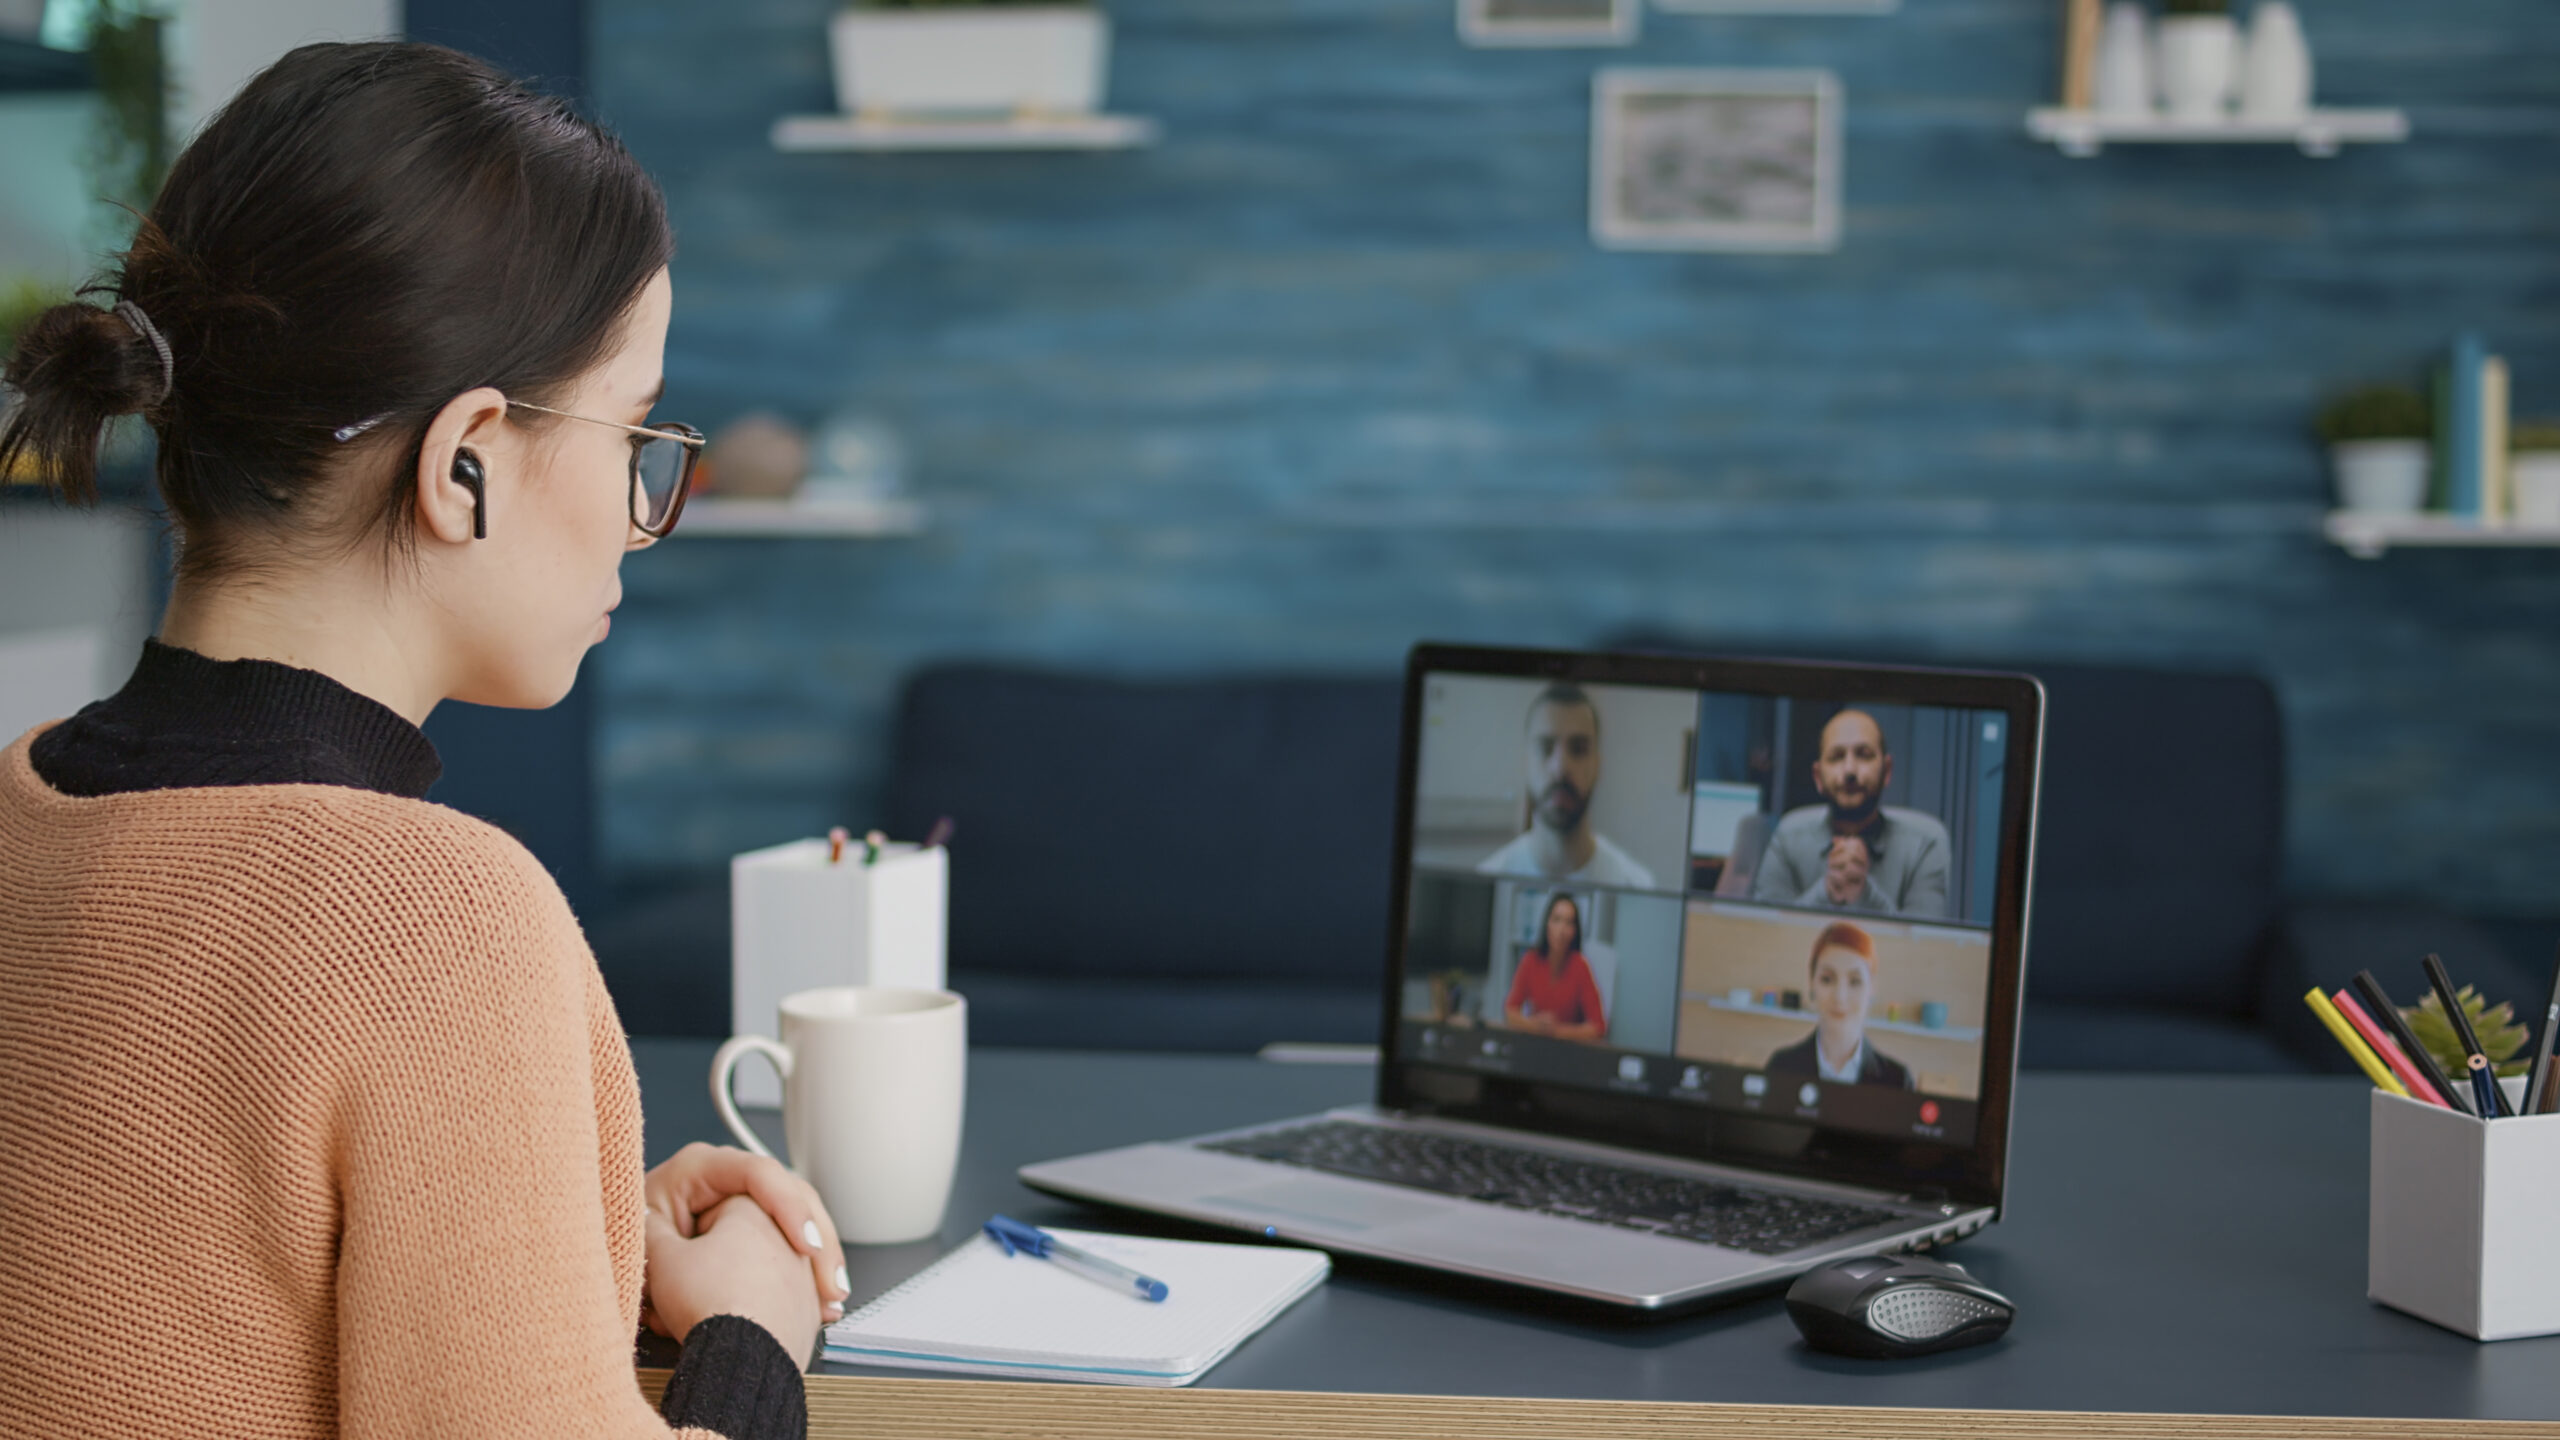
[2368, 1078, 2560, 1340]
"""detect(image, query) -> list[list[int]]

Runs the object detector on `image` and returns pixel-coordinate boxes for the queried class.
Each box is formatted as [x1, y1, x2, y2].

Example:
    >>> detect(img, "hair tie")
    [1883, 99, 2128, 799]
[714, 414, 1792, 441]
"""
[112, 300, 175, 408]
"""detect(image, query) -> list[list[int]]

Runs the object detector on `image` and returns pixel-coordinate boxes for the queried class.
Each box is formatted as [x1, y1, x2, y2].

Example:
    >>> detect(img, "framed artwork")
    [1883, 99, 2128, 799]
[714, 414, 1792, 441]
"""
[1589, 69, 1842, 253]
[1459, 0, 1640, 48]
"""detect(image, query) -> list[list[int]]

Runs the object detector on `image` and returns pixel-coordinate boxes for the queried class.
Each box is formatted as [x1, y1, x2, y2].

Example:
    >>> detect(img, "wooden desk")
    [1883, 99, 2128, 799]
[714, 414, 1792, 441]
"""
[631, 1042, 2560, 1437]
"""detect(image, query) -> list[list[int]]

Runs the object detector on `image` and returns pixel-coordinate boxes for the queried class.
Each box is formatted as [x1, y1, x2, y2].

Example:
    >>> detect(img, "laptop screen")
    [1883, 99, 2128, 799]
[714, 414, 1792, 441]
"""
[1381, 645, 2040, 1207]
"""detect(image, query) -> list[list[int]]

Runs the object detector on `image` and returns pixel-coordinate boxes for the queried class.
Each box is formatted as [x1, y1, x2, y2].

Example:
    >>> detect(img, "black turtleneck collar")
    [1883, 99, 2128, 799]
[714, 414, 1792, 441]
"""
[29, 639, 442, 800]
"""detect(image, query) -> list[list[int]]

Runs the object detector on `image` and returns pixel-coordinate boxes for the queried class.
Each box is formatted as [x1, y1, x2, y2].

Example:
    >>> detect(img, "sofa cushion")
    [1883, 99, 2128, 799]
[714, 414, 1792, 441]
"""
[2018, 661, 2283, 1015]
[883, 666, 1403, 988]
[2018, 999, 2304, 1074]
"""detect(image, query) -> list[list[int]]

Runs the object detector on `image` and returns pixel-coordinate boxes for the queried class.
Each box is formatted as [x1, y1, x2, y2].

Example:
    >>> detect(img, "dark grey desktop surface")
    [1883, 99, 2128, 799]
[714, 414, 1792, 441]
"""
[630, 1041, 2560, 1422]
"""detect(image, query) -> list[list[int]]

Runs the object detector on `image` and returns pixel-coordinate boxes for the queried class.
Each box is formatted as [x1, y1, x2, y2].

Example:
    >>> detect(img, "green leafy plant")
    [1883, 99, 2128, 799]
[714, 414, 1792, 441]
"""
[2402, 986, 2532, 1081]
[83, 0, 174, 227]
[0, 278, 69, 360]
[2512, 422, 2560, 454]
[2316, 385, 2432, 444]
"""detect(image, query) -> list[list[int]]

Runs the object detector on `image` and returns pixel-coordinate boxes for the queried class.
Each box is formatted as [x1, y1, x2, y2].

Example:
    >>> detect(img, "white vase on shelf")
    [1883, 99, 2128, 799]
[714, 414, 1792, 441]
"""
[2512, 453, 2560, 528]
[2094, 3, 2155, 118]
[2331, 441, 2430, 516]
[2157, 13, 2240, 123]
[2241, 2, 2314, 123]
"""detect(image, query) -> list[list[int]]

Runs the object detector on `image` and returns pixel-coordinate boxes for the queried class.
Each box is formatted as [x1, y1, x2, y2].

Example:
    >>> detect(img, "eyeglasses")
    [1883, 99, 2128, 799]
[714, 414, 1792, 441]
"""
[509, 401, 703, 539]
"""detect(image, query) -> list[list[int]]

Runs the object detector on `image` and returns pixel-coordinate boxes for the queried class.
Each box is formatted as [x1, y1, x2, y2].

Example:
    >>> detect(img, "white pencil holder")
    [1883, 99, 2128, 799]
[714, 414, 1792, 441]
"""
[730, 836, 948, 1107]
[2368, 1078, 2560, 1340]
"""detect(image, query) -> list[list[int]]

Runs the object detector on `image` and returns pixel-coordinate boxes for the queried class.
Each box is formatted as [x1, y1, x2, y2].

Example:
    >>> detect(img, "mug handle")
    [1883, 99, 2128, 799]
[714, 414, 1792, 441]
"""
[709, 1035, 793, 1160]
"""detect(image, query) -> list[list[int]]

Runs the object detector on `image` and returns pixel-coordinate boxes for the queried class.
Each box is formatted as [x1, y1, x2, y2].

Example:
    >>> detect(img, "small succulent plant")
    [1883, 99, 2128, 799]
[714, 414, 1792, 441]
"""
[2316, 385, 2432, 444]
[2403, 985, 2532, 1080]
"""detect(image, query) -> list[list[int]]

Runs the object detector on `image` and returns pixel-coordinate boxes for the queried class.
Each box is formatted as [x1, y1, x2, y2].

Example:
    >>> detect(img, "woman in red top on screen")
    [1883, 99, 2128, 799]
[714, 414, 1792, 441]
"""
[1765, 921, 1915, 1089]
[1503, 893, 1608, 1043]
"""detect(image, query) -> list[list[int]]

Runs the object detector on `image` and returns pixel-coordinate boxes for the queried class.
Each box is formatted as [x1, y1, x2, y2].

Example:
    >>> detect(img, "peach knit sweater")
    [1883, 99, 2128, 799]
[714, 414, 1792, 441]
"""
[0, 729, 720, 1438]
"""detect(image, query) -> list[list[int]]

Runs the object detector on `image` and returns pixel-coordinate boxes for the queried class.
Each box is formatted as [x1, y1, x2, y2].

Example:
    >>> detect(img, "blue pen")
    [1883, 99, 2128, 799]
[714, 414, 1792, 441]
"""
[984, 1215, 1170, 1302]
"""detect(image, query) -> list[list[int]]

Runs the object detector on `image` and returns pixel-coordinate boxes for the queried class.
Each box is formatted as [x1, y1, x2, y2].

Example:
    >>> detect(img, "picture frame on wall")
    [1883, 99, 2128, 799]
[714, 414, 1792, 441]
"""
[1589, 69, 1842, 254]
[1459, 0, 1639, 48]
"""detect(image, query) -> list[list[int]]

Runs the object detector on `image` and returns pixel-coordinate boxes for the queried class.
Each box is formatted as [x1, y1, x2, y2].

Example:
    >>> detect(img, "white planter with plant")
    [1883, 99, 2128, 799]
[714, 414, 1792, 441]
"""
[2318, 385, 2431, 516]
[2156, 0, 2240, 123]
[2512, 426, 2560, 528]
[831, 1, 1108, 118]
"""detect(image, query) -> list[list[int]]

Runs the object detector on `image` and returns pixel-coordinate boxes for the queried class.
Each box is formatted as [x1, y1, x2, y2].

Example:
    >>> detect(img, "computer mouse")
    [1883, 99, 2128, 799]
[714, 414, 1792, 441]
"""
[1784, 1252, 2014, 1359]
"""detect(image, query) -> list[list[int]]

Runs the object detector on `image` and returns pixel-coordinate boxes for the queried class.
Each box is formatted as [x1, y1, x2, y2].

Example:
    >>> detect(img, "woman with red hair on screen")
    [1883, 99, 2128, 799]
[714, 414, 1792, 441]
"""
[1503, 892, 1607, 1043]
[1766, 921, 1914, 1089]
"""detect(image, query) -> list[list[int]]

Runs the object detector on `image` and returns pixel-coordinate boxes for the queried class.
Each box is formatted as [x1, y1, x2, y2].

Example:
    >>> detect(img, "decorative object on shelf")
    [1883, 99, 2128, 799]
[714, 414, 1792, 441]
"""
[2317, 384, 2431, 517]
[782, 0, 1154, 152]
[2510, 425, 2560, 529]
[2092, 1, 2153, 119]
[2057, 0, 2101, 111]
[2239, 1, 2311, 124]
[2156, 0, 2240, 123]
[698, 412, 811, 501]
[1589, 69, 1841, 254]
[2430, 331, 2510, 522]
[831, 0, 1106, 117]
[1458, 0, 1637, 48]
[803, 410, 910, 506]
[0, 0, 46, 40]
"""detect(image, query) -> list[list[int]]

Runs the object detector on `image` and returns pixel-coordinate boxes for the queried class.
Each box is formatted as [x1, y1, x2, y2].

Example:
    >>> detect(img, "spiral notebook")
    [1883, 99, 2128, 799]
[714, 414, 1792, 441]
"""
[820, 1227, 1330, 1387]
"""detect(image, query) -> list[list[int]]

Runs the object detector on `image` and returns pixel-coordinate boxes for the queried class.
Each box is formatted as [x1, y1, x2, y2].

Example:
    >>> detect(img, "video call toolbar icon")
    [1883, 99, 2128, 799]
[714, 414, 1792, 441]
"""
[1798, 1082, 1821, 1108]
[1741, 1073, 1767, 1097]
[1618, 1055, 1645, 1083]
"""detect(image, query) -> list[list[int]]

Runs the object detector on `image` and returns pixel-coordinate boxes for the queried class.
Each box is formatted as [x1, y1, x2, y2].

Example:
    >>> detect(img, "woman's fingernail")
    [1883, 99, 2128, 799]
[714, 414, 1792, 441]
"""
[825, 1303, 844, 1320]
[834, 1264, 851, 1295]
[802, 1219, 823, 1249]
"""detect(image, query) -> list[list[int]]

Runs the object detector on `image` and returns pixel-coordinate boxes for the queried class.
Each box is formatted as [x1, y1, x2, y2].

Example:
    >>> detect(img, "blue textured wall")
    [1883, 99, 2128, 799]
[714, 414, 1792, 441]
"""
[590, 0, 2560, 913]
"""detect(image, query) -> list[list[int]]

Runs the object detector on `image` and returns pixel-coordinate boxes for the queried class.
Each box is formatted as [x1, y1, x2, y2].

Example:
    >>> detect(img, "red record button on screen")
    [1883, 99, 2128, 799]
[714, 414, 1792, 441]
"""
[1918, 1100, 1941, 1125]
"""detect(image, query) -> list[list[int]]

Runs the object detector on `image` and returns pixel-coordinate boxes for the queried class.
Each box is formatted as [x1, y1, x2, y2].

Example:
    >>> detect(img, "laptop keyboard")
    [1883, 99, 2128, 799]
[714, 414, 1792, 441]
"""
[1199, 1121, 1904, 1256]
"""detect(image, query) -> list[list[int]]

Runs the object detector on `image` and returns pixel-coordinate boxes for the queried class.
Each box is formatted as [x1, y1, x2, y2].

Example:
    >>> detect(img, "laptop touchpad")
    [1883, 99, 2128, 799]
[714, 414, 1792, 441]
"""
[1201, 1177, 1449, 1231]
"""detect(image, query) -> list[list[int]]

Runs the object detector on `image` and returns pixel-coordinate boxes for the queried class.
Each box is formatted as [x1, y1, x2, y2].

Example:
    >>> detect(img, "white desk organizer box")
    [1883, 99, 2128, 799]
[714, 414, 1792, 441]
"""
[730, 837, 949, 1108]
[2369, 1077, 2560, 1340]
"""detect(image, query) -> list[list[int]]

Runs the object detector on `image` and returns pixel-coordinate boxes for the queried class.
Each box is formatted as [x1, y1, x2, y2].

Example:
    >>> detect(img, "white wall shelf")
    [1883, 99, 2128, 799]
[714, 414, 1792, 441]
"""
[678, 496, 926, 538]
[2027, 107, 2408, 158]
[771, 112, 1158, 153]
[2324, 511, 2560, 560]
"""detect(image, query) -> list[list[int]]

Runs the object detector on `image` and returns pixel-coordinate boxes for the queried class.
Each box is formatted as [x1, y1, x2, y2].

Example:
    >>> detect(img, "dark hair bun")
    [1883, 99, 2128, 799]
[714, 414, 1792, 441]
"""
[1, 40, 670, 573]
[0, 300, 167, 503]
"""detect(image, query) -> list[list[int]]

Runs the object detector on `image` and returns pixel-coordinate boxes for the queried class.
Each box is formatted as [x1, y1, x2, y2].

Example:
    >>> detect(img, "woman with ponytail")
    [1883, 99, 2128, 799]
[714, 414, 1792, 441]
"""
[0, 42, 843, 1439]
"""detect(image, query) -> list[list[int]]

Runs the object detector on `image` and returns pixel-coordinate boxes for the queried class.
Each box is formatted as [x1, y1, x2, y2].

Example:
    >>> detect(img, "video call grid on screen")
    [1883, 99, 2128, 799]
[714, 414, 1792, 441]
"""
[1398, 668, 2014, 1146]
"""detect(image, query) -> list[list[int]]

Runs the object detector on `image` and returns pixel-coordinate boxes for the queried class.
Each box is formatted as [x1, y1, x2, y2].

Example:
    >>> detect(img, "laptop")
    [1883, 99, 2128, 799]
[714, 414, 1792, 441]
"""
[1020, 642, 2043, 1309]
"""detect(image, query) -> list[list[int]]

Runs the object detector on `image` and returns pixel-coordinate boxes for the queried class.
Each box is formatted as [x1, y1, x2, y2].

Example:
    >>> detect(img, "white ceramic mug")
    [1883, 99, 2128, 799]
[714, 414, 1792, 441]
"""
[710, 986, 967, 1245]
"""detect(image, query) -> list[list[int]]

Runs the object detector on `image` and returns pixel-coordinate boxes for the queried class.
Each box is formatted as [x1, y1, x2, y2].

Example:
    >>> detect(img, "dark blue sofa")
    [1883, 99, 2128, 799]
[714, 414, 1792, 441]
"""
[437, 654, 2547, 1071]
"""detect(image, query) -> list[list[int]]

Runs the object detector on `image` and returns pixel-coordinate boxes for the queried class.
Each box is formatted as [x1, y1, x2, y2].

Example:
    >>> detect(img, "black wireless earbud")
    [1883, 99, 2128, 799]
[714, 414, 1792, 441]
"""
[453, 449, 487, 539]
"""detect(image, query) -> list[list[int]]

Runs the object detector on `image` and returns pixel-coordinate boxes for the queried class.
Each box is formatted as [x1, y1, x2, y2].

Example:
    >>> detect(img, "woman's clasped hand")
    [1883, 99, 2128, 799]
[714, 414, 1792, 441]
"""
[641, 1142, 855, 1360]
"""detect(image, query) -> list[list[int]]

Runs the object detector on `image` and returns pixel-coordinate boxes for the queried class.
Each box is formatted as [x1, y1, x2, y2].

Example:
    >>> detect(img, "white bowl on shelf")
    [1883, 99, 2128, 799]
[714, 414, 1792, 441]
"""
[829, 6, 1108, 118]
